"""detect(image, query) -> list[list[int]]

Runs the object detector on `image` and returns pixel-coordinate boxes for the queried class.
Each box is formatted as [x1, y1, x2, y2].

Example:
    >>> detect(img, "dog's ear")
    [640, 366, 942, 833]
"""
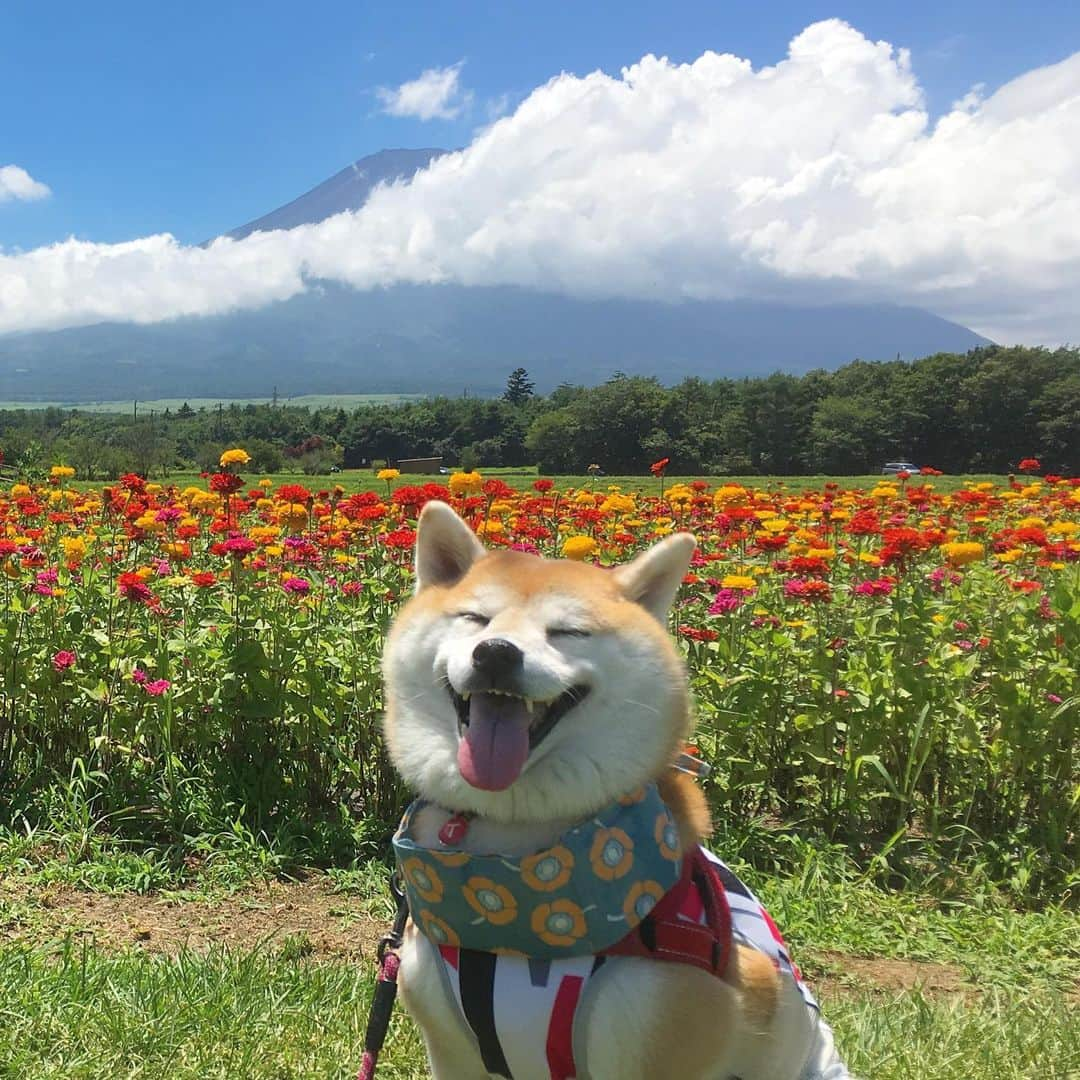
[613, 532, 696, 622]
[414, 501, 486, 592]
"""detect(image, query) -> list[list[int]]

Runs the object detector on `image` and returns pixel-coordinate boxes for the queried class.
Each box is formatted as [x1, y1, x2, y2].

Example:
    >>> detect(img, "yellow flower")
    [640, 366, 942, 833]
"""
[589, 827, 634, 881]
[219, 448, 251, 467]
[449, 470, 483, 495]
[531, 899, 587, 947]
[60, 537, 87, 564]
[463, 877, 518, 926]
[49, 465, 75, 479]
[521, 846, 575, 892]
[721, 575, 756, 591]
[377, 468, 400, 481]
[713, 485, 749, 507]
[942, 541, 984, 567]
[11, 484, 30, 498]
[476, 519, 504, 537]
[563, 535, 599, 561]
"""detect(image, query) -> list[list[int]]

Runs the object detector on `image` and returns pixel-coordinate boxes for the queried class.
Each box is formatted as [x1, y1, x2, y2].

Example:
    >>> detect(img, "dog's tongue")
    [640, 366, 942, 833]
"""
[458, 692, 532, 791]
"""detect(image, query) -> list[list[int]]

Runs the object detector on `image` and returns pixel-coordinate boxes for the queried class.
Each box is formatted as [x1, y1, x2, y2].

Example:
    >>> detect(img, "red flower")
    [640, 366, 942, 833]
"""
[482, 478, 515, 499]
[650, 458, 670, 477]
[1018, 458, 1041, 473]
[533, 478, 555, 492]
[277, 483, 312, 503]
[117, 572, 154, 605]
[383, 528, 418, 550]
[209, 473, 245, 495]
[678, 625, 718, 641]
[52, 650, 77, 672]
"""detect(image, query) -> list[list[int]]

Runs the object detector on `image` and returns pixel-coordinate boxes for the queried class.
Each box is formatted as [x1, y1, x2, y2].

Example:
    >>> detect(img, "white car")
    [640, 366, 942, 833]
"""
[881, 461, 919, 475]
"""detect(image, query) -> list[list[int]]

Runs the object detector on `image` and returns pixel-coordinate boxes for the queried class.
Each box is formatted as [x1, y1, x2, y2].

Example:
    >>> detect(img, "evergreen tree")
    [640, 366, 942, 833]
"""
[503, 367, 535, 406]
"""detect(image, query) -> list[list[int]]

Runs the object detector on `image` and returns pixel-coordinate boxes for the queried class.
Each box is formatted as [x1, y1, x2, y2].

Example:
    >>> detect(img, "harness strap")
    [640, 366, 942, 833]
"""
[600, 847, 732, 977]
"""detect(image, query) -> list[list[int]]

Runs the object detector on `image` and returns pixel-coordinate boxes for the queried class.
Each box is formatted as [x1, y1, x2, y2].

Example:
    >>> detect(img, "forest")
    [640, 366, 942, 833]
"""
[0, 345, 1076, 477]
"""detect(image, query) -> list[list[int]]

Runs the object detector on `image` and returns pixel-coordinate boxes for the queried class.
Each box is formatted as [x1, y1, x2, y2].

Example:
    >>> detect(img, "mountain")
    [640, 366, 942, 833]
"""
[0, 149, 991, 403]
[222, 148, 448, 242]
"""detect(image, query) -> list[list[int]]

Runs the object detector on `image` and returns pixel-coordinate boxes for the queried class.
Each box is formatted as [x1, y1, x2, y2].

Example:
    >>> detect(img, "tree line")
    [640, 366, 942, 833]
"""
[0, 346, 1076, 477]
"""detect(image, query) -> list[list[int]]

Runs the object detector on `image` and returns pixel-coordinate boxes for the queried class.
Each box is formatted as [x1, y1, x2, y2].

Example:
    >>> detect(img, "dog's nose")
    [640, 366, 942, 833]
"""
[471, 638, 524, 681]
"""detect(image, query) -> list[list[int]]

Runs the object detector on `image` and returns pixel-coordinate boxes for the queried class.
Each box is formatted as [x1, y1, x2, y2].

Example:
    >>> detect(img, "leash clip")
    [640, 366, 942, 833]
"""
[377, 871, 410, 964]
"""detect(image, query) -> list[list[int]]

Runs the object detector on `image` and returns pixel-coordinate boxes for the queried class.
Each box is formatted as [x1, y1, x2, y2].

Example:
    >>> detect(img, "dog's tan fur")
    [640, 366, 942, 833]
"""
[383, 502, 828, 1079]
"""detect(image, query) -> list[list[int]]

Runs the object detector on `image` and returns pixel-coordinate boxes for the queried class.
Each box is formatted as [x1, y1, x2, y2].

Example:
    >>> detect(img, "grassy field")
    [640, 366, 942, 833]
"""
[72, 468, 1011, 497]
[0, 394, 423, 413]
[0, 837, 1075, 1079]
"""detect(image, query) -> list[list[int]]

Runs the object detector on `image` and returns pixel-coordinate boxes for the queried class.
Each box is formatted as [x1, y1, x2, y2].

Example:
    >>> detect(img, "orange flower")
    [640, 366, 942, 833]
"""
[623, 880, 666, 923]
[521, 845, 574, 892]
[401, 857, 444, 903]
[589, 827, 634, 880]
[418, 909, 460, 947]
[654, 813, 681, 861]
[531, 899, 587, 947]
[463, 877, 518, 925]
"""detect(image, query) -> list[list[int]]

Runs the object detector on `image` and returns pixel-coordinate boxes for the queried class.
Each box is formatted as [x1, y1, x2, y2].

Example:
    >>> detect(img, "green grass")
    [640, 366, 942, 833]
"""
[0, 834, 1075, 1078]
[66, 469, 1009, 497]
[0, 943, 1073, 1079]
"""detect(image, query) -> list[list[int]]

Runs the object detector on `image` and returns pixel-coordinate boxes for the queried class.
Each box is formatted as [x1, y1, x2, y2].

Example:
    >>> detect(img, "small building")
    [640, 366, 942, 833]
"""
[395, 456, 443, 475]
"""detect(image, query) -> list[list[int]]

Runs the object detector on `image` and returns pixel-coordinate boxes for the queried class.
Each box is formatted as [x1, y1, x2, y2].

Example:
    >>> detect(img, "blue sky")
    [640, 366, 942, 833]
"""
[4, 0, 1079, 248]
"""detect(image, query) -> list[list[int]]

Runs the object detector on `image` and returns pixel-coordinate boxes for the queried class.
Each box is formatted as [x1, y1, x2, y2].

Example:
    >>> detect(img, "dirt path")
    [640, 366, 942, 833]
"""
[2, 878, 386, 962]
[2, 878, 980, 1000]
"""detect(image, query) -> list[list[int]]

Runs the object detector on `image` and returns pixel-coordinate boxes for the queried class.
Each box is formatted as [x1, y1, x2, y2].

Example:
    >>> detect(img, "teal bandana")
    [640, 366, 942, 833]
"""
[393, 783, 684, 958]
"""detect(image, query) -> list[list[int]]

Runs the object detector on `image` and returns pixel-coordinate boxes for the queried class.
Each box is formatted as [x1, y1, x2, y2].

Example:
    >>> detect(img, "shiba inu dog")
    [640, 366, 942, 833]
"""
[382, 501, 849, 1079]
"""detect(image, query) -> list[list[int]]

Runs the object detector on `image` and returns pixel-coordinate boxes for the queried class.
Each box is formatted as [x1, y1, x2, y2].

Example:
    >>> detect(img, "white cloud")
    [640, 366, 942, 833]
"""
[3, 20, 1080, 343]
[0, 165, 50, 203]
[376, 61, 472, 120]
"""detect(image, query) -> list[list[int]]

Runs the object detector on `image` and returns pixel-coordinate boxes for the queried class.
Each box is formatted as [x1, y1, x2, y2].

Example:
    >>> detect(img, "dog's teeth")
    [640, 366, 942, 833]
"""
[525, 699, 534, 713]
[461, 692, 470, 702]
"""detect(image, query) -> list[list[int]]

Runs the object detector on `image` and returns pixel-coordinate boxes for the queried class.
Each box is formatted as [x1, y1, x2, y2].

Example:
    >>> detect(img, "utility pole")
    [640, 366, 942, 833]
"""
[133, 399, 138, 420]
[272, 385, 278, 408]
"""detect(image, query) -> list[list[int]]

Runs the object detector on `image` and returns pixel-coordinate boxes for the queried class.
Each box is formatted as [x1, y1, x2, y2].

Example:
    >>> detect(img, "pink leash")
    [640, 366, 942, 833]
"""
[357, 874, 410, 1080]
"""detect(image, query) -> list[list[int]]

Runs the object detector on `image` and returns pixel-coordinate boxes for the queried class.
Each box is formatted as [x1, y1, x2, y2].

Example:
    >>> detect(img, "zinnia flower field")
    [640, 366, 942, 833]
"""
[1, 457, 1077, 897]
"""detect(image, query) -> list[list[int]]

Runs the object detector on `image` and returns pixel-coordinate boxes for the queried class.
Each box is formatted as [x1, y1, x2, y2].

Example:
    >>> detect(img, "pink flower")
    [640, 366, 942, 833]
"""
[143, 679, 171, 696]
[131, 669, 148, 684]
[281, 577, 311, 595]
[852, 578, 895, 598]
[52, 650, 76, 672]
[708, 589, 743, 615]
[1046, 693, 1063, 704]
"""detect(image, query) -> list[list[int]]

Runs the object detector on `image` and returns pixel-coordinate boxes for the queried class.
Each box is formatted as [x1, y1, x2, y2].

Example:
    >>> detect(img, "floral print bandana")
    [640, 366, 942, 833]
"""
[392, 783, 684, 957]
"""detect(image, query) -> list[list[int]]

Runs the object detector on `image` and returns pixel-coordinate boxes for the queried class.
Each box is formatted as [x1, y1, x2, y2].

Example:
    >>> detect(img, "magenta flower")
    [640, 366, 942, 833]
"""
[708, 589, 743, 615]
[281, 577, 311, 595]
[143, 679, 171, 696]
[131, 669, 148, 684]
[223, 537, 257, 557]
[52, 650, 76, 672]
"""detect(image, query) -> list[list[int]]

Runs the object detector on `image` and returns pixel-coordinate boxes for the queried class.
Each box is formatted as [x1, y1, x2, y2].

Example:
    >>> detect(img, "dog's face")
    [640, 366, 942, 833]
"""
[382, 501, 695, 823]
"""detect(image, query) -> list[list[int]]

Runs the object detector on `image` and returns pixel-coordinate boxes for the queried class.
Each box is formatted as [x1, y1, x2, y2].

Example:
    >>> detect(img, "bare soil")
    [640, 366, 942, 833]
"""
[1, 879, 997, 1001]
[1, 878, 385, 961]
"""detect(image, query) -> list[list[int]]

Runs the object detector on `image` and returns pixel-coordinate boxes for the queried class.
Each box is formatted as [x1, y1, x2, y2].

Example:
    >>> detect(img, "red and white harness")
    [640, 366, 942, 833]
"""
[427, 848, 818, 1080]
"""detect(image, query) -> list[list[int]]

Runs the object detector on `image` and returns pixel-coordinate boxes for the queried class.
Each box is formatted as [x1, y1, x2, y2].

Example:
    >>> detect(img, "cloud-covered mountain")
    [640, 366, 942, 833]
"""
[1, 122, 992, 403]
[0, 280, 987, 401]
[223, 149, 447, 242]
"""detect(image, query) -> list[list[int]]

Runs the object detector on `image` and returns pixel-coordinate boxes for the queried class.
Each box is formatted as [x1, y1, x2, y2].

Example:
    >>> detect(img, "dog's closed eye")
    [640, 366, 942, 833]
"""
[456, 611, 490, 626]
[548, 627, 592, 639]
